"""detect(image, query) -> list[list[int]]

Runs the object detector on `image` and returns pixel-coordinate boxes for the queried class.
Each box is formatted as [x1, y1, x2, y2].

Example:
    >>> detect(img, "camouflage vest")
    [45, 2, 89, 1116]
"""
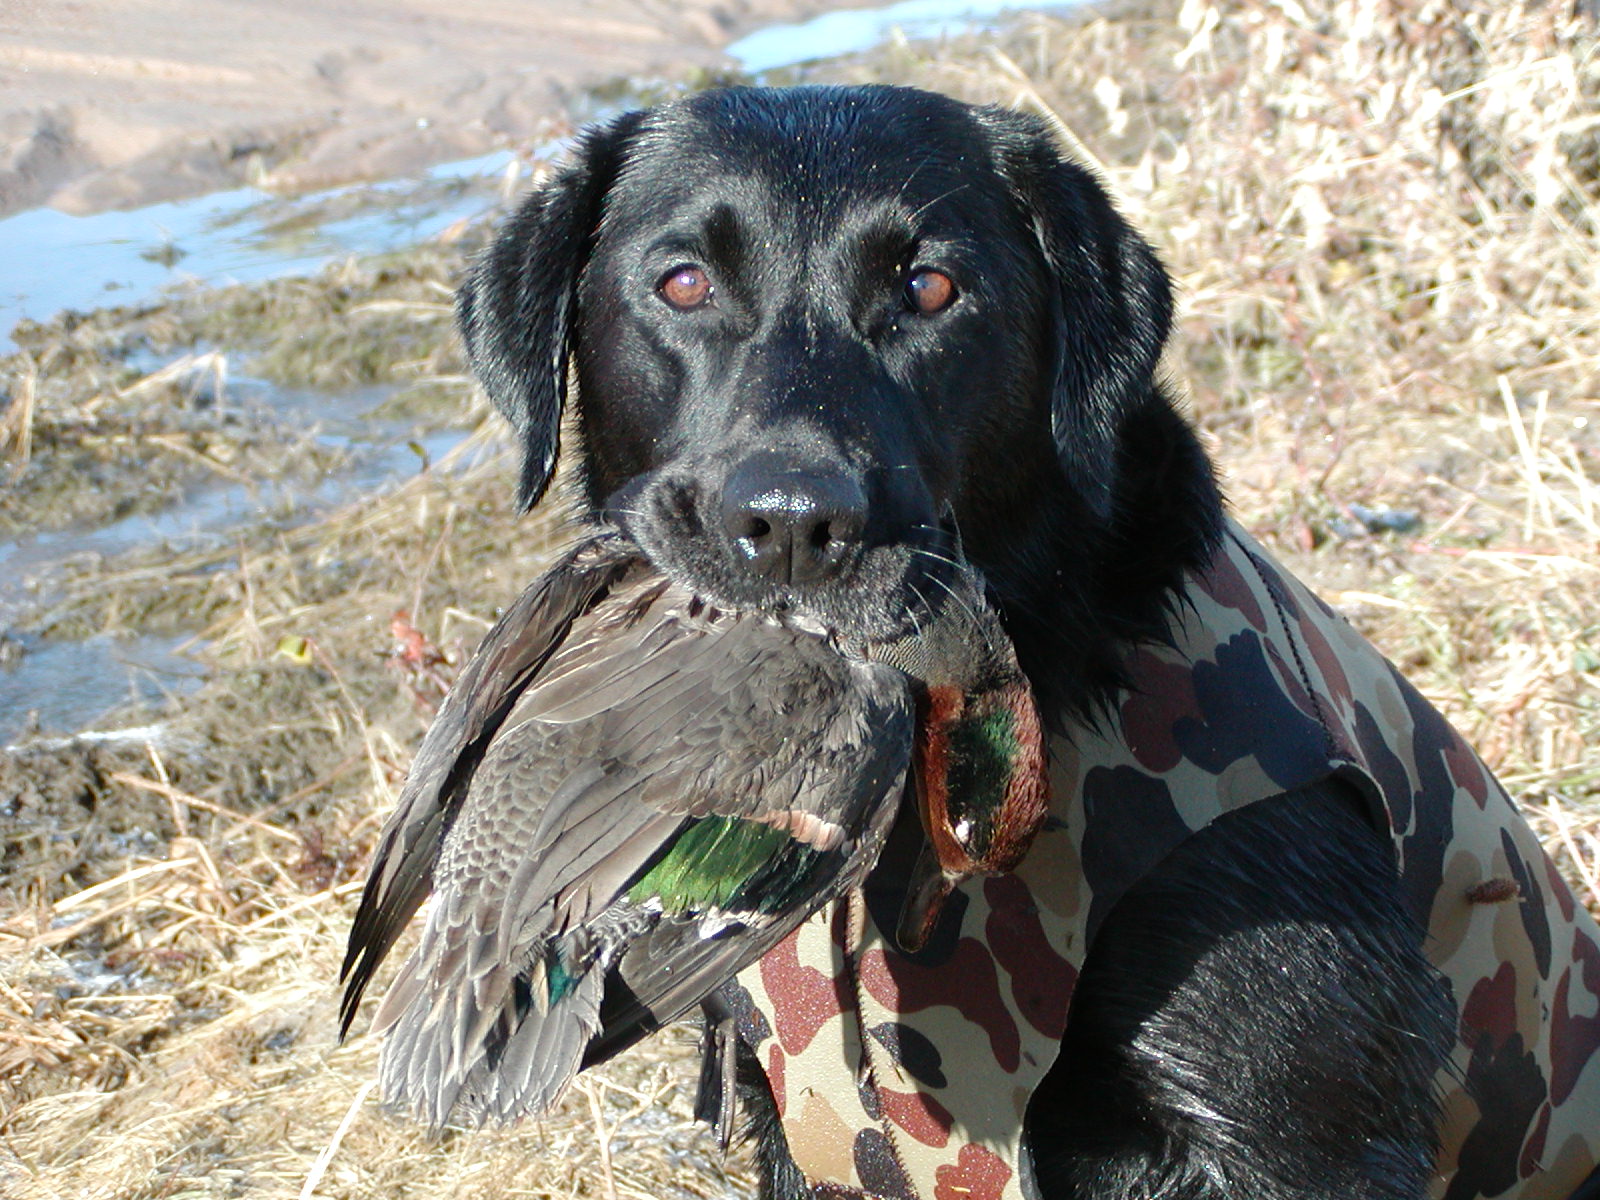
[733, 519, 1600, 1200]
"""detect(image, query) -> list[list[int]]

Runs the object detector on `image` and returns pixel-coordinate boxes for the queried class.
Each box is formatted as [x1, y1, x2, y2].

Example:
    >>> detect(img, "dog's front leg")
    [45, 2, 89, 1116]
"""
[1025, 780, 1453, 1200]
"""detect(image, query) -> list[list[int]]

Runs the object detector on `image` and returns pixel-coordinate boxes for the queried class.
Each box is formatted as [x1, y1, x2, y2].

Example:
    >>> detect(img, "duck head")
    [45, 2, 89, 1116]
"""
[863, 565, 1051, 953]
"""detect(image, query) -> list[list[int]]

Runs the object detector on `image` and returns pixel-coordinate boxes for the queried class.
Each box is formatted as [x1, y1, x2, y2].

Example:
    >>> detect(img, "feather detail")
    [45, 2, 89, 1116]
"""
[342, 523, 1039, 1129]
[341, 528, 918, 1130]
[626, 817, 831, 915]
[339, 534, 637, 1038]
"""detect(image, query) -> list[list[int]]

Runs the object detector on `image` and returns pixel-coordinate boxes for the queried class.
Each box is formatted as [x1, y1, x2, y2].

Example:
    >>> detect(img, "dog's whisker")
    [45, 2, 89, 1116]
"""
[894, 151, 939, 206]
[921, 567, 987, 637]
[908, 182, 971, 224]
[903, 581, 930, 642]
[908, 544, 965, 573]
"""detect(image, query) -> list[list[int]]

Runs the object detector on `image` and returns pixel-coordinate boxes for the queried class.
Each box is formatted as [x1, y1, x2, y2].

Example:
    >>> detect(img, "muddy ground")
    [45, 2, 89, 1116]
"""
[0, 0, 884, 216]
[1, 2, 1598, 1197]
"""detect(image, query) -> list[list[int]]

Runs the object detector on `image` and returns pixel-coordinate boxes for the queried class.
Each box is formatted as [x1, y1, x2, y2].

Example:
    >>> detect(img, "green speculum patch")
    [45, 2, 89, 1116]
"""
[627, 816, 829, 915]
[545, 951, 580, 1005]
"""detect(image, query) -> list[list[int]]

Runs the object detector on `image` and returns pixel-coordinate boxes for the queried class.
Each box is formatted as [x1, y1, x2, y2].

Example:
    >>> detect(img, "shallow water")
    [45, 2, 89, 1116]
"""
[0, 152, 499, 738]
[728, 0, 1077, 71]
[0, 412, 469, 604]
[0, 153, 523, 354]
[0, 372, 476, 743]
[0, 632, 206, 746]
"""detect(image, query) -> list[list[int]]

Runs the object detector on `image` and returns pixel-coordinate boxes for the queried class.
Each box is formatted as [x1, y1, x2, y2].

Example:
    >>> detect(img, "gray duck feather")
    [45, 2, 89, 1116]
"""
[339, 528, 920, 1129]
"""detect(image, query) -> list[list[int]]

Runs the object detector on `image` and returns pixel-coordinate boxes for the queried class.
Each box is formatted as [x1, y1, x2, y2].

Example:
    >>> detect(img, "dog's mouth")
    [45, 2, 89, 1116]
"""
[604, 471, 962, 642]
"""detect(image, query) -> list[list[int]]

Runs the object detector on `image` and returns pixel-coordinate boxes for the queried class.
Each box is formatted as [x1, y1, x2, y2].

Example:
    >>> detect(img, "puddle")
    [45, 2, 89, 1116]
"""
[727, 0, 1084, 72]
[0, 367, 479, 740]
[0, 374, 466, 599]
[0, 417, 468, 604]
[0, 631, 206, 745]
[0, 159, 499, 738]
[0, 151, 527, 352]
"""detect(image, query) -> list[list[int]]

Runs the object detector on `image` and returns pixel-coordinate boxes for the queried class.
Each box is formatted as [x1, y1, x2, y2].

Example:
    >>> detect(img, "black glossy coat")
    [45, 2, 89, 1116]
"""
[447, 86, 1451, 1199]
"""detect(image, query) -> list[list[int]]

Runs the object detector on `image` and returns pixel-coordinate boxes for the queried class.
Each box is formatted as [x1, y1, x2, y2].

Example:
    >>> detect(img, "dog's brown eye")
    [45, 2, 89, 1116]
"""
[658, 265, 712, 311]
[905, 268, 956, 315]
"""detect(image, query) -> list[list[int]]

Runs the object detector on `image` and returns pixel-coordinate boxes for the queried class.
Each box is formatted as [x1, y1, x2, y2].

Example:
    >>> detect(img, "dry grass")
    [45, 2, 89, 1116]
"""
[2, 0, 1598, 1196]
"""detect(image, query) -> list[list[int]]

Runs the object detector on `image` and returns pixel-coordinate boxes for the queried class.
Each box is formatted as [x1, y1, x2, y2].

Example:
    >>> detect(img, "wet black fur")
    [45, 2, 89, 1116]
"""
[458, 85, 1453, 1200]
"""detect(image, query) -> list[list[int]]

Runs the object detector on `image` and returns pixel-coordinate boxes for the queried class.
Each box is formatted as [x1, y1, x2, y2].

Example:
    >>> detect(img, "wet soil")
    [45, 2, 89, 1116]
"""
[0, 0, 886, 217]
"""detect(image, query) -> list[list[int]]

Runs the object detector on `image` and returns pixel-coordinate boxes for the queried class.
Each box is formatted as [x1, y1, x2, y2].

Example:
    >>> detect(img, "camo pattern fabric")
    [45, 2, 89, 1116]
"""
[732, 518, 1600, 1200]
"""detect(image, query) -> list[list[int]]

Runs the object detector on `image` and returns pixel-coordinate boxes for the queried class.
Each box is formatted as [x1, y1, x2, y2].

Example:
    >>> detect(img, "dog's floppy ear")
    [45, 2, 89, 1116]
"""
[976, 108, 1173, 521]
[456, 110, 646, 511]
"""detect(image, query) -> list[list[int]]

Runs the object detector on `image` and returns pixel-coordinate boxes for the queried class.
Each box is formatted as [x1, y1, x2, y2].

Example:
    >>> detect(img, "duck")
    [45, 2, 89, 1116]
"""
[339, 526, 1047, 1131]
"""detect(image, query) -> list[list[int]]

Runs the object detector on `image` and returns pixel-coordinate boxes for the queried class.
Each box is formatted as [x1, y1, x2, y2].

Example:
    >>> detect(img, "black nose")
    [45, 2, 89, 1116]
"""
[720, 459, 868, 585]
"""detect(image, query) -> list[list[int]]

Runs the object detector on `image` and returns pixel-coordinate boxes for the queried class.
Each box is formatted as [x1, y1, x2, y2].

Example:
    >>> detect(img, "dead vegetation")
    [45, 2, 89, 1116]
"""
[0, 243, 471, 539]
[1, 0, 1598, 1196]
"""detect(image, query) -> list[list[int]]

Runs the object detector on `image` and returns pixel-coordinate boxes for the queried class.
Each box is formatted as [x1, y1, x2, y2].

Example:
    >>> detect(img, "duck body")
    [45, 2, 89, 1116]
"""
[340, 530, 920, 1128]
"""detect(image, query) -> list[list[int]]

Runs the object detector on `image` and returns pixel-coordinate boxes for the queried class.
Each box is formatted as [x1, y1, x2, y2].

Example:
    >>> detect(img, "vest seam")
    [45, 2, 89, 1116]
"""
[1229, 528, 1343, 767]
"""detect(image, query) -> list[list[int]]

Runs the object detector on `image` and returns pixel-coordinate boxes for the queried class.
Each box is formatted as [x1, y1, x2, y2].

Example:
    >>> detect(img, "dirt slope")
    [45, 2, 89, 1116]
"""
[0, 0, 873, 216]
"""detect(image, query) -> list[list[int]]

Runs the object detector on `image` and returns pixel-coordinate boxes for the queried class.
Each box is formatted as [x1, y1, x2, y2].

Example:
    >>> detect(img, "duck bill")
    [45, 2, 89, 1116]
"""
[894, 696, 971, 954]
[894, 840, 967, 954]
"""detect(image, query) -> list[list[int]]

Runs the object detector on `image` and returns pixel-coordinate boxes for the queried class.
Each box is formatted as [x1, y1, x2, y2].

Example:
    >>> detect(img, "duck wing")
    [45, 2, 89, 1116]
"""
[367, 581, 913, 1127]
[338, 531, 637, 1035]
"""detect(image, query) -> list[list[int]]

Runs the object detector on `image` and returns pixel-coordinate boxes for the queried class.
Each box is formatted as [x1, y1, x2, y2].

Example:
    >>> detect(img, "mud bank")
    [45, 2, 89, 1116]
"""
[0, 0, 888, 218]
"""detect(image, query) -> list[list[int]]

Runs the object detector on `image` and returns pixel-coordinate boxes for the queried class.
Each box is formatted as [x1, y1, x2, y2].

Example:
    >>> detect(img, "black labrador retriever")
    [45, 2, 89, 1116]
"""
[452, 85, 1600, 1200]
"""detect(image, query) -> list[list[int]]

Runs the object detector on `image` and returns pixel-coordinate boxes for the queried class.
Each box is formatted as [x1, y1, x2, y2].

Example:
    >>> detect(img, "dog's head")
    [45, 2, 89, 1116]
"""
[459, 86, 1219, 709]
